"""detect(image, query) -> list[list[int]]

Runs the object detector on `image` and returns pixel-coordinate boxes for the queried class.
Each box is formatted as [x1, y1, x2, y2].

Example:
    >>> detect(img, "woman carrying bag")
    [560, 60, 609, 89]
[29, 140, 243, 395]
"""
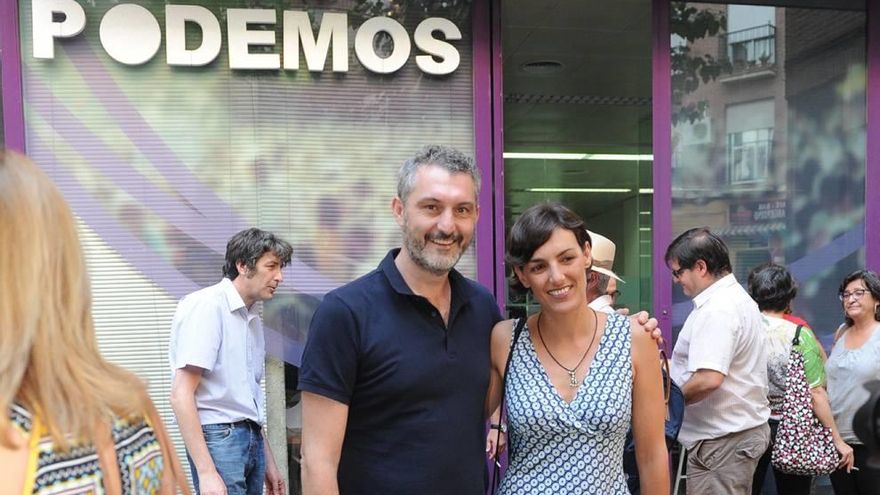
[748, 263, 852, 494]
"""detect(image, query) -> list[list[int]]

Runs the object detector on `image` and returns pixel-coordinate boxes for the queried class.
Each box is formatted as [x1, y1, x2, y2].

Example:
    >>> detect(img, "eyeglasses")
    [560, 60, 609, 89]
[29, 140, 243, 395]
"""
[671, 266, 690, 279]
[839, 289, 869, 301]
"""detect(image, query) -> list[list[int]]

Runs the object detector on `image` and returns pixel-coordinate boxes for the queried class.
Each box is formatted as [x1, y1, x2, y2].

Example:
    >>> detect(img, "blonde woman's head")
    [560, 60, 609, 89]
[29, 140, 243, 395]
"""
[0, 150, 144, 446]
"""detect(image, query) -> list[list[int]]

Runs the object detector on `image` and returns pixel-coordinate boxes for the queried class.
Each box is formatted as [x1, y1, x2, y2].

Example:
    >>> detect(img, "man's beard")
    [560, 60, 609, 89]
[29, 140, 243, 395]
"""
[402, 220, 467, 276]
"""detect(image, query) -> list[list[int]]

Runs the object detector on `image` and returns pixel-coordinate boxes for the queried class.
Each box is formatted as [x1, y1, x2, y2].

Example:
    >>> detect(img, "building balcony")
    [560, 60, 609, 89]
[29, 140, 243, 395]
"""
[718, 24, 777, 83]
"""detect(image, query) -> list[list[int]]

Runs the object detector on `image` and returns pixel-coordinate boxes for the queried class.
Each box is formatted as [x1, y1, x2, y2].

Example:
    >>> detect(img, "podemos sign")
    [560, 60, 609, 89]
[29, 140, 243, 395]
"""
[32, 0, 463, 75]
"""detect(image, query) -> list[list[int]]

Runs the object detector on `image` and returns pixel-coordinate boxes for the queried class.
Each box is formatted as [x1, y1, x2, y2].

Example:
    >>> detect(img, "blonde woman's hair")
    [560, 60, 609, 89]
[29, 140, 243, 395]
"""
[0, 151, 189, 493]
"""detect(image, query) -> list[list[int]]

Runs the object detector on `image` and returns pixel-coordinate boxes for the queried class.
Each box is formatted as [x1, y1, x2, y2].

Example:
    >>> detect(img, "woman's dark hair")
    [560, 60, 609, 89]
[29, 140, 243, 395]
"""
[506, 202, 590, 292]
[838, 269, 880, 326]
[665, 227, 732, 277]
[747, 262, 798, 313]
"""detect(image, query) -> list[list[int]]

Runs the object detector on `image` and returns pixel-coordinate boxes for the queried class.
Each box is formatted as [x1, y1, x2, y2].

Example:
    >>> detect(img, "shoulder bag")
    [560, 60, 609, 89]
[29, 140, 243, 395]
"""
[770, 325, 839, 476]
[489, 317, 527, 494]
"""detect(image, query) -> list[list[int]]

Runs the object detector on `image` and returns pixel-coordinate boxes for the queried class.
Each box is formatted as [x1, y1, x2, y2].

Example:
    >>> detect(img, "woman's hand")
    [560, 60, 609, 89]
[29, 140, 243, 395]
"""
[486, 427, 507, 460]
[835, 438, 855, 472]
[809, 385, 854, 473]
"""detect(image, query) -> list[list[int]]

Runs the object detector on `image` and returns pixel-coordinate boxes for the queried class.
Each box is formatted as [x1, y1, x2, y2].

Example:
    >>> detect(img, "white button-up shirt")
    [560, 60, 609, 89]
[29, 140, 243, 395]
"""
[588, 294, 616, 315]
[169, 278, 265, 425]
[671, 273, 769, 448]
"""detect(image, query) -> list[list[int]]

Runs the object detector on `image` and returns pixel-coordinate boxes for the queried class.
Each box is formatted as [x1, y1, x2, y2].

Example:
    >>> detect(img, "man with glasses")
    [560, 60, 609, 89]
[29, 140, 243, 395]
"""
[666, 227, 770, 495]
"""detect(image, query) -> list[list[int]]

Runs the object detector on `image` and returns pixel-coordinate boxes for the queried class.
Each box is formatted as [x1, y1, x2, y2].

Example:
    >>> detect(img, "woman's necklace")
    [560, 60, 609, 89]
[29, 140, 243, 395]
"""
[536, 310, 598, 388]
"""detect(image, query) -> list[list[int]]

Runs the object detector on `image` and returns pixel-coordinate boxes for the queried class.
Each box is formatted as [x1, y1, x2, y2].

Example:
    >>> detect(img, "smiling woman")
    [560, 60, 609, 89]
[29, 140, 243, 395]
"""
[825, 269, 880, 494]
[484, 202, 669, 495]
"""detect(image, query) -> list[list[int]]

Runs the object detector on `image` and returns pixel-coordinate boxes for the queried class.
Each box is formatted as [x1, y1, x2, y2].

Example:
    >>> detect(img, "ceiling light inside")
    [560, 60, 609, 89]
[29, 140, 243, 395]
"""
[525, 188, 633, 193]
[504, 152, 653, 161]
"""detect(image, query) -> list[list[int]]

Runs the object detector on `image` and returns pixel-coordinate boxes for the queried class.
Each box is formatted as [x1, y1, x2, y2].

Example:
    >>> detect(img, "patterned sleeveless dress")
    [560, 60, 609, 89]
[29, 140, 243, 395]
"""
[498, 312, 633, 494]
[9, 402, 166, 494]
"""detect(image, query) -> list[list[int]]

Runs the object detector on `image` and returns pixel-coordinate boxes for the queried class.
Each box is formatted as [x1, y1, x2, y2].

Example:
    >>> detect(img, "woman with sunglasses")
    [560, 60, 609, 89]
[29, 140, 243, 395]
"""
[485, 203, 669, 494]
[826, 269, 880, 494]
[747, 263, 852, 494]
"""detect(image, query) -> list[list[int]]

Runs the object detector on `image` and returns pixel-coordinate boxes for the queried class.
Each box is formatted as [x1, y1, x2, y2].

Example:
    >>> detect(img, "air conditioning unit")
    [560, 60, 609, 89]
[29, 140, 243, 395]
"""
[677, 118, 712, 145]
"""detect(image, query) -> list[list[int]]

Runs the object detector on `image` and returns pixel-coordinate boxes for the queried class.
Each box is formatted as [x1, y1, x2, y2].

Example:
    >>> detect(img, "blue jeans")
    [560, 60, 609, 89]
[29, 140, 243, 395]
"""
[188, 420, 266, 495]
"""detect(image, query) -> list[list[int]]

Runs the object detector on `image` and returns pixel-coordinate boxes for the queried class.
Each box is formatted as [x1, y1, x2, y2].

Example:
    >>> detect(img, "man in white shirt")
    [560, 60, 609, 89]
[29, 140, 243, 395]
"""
[666, 227, 770, 495]
[170, 228, 292, 495]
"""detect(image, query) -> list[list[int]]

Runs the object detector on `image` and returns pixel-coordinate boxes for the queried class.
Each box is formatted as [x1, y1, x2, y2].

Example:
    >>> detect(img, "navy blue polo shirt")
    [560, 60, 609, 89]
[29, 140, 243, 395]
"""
[299, 249, 502, 495]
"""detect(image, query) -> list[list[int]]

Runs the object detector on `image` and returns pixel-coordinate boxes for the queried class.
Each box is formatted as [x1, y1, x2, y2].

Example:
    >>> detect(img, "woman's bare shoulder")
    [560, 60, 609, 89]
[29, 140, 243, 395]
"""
[491, 318, 517, 343]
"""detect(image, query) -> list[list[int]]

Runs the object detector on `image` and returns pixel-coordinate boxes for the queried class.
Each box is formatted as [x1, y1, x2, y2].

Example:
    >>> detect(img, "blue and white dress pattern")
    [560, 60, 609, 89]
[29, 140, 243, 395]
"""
[498, 312, 633, 494]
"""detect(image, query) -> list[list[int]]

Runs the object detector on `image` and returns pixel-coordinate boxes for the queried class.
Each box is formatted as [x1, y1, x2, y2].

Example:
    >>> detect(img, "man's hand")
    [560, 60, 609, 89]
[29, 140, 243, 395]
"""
[264, 436, 286, 495]
[265, 459, 286, 495]
[633, 311, 664, 348]
[198, 469, 227, 495]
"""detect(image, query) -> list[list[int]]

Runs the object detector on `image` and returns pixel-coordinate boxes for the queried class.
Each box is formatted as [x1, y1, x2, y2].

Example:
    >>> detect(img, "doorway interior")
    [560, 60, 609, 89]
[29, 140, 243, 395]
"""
[500, 0, 654, 317]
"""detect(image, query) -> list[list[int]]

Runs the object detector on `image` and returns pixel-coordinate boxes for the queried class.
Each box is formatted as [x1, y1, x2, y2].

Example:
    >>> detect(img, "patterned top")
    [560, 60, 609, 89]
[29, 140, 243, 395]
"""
[498, 312, 633, 495]
[762, 315, 825, 420]
[9, 402, 165, 494]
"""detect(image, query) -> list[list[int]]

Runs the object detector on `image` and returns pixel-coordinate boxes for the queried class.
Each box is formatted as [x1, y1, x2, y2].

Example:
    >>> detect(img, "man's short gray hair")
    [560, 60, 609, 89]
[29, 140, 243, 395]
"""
[397, 145, 481, 203]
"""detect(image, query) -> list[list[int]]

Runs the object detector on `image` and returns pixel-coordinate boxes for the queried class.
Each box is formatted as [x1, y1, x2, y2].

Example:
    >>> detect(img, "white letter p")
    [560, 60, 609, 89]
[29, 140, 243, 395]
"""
[32, 0, 86, 59]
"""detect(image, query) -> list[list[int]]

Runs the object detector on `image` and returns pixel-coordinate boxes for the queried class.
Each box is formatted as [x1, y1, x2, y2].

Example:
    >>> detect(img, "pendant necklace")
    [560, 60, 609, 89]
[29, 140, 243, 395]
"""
[536, 309, 598, 388]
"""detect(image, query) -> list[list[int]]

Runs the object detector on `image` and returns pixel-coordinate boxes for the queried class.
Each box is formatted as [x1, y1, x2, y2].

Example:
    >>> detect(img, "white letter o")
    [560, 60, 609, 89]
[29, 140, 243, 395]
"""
[354, 17, 410, 74]
[100, 4, 162, 65]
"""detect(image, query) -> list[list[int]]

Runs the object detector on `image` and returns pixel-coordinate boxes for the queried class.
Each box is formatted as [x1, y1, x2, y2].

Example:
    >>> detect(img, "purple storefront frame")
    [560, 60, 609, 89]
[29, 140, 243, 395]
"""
[652, 0, 674, 346]
[1, 0, 24, 152]
[473, 0, 503, 296]
[491, 0, 507, 302]
[868, 0, 880, 269]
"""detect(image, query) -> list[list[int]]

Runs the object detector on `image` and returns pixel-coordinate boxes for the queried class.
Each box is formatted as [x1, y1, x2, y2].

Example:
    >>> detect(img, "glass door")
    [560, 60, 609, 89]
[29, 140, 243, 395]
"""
[501, 0, 655, 318]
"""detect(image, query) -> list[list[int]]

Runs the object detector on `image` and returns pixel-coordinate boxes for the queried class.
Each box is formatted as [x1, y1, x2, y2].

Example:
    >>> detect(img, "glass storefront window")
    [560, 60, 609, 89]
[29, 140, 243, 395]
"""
[670, 3, 867, 349]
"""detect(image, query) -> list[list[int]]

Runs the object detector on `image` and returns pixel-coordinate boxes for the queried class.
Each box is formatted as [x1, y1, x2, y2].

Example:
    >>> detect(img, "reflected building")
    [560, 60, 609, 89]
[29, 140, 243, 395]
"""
[672, 3, 865, 341]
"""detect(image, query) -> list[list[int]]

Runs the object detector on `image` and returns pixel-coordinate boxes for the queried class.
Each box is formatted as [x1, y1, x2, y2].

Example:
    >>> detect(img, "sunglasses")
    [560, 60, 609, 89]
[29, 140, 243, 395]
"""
[671, 266, 689, 278]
